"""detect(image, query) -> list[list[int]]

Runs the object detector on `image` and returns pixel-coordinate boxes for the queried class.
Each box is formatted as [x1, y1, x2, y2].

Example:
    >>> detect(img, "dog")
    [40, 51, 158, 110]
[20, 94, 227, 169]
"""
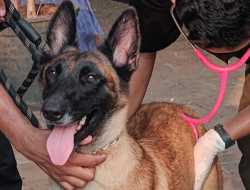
[38, 1, 223, 189]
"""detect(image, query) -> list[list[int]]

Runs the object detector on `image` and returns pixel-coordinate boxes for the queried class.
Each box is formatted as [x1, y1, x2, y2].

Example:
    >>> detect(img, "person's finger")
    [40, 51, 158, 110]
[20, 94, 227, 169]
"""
[0, 0, 6, 22]
[58, 177, 87, 189]
[78, 135, 92, 145]
[81, 167, 95, 181]
[68, 152, 107, 167]
[0, 0, 21, 22]
[58, 181, 77, 190]
[171, 0, 176, 4]
[11, 0, 20, 12]
[62, 166, 96, 181]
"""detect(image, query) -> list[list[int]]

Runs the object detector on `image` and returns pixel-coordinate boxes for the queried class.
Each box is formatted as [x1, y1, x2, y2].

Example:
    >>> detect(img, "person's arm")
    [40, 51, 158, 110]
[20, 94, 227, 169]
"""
[193, 105, 250, 190]
[223, 105, 250, 141]
[127, 52, 156, 119]
[0, 85, 106, 190]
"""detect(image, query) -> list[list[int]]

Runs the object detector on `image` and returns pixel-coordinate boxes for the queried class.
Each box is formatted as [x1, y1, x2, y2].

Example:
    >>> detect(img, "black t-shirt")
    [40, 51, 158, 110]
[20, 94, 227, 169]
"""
[129, 0, 182, 53]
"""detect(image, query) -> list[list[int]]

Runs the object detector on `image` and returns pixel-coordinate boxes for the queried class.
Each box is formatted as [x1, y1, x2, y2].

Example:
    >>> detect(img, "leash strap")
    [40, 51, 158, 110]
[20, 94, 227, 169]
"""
[3, 0, 41, 98]
[0, 68, 40, 128]
[0, 0, 41, 128]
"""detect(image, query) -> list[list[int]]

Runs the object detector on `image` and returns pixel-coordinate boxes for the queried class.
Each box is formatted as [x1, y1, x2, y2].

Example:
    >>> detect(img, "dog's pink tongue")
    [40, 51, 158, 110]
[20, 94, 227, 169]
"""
[46, 124, 77, 166]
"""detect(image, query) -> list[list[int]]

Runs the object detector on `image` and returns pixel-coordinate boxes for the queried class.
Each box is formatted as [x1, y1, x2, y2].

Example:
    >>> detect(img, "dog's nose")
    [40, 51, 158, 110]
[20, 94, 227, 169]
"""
[42, 102, 65, 121]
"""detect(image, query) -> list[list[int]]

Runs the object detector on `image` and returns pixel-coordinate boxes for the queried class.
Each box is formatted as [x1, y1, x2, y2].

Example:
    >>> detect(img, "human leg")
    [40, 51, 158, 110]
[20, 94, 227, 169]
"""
[238, 64, 250, 189]
[0, 131, 22, 190]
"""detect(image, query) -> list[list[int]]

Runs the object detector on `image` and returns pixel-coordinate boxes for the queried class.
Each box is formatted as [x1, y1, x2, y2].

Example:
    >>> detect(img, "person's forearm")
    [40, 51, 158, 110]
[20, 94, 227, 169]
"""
[223, 104, 250, 141]
[0, 85, 38, 153]
[127, 52, 156, 119]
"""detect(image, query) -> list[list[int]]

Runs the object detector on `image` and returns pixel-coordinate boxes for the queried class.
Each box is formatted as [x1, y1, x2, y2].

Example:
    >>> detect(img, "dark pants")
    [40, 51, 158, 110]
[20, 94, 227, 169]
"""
[238, 64, 250, 189]
[0, 131, 22, 190]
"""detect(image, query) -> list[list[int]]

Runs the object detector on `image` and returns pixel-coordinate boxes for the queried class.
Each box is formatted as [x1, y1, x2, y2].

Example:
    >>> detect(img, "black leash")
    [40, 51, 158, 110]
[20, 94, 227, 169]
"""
[0, 68, 40, 127]
[0, 0, 41, 128]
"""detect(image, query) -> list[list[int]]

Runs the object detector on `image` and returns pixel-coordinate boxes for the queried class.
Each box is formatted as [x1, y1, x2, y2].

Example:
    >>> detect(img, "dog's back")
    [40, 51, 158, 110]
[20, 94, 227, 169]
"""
[127, 102, 223, 190]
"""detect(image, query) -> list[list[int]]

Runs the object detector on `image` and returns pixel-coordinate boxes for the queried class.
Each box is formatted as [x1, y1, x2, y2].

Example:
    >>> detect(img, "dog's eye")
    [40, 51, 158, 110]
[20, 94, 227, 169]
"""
[48, 69, 57, 77]
[87, 75, 96, 81]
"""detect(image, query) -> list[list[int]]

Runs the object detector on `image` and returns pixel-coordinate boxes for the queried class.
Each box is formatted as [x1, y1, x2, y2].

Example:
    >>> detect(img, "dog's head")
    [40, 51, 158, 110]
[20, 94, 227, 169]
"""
[38, 0, 140, 164]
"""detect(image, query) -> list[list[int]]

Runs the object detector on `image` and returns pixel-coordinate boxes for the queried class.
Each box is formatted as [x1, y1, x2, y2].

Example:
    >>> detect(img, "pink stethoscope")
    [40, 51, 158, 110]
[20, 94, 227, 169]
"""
[183, 48, 250, 141]
[170, 5, 250, 141]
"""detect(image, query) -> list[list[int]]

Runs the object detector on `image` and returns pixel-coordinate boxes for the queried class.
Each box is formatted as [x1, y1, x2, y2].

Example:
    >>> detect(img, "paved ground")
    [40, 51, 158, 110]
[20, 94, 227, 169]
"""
[14, 0, 246, 189]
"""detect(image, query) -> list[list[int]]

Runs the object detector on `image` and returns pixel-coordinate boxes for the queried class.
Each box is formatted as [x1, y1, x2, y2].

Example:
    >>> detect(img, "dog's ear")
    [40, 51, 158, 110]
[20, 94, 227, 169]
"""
[99, 7, 141, 82]
[39, 0, 77, 66]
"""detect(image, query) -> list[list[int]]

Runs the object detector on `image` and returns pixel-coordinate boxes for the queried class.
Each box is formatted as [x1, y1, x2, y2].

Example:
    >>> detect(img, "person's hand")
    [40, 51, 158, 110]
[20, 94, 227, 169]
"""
[0, 0, 20, 22]
[193, 129, 225, 190]
[171, 0, 176, 4]
[16, 127, 106, 190]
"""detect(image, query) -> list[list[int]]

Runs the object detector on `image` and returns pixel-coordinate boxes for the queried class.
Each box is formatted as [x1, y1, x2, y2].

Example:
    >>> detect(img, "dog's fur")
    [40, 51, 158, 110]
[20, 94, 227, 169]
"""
[39, 1, 223, 189]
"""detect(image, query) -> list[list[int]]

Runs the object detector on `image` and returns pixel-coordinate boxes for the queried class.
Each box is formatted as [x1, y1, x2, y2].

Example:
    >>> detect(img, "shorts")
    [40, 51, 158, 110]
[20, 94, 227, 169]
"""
[129, 0, 181, 52]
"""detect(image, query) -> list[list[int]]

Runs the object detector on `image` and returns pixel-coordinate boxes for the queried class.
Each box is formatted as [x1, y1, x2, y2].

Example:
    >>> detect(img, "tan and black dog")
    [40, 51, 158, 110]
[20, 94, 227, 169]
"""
[39, 1, 222, 189]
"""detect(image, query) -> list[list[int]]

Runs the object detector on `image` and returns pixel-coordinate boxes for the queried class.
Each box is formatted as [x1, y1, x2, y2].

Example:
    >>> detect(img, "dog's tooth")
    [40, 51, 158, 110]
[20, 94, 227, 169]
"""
[76, 116, 87, 131]
[77, 124, 82, 131]
[79, 116, 87, 126]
